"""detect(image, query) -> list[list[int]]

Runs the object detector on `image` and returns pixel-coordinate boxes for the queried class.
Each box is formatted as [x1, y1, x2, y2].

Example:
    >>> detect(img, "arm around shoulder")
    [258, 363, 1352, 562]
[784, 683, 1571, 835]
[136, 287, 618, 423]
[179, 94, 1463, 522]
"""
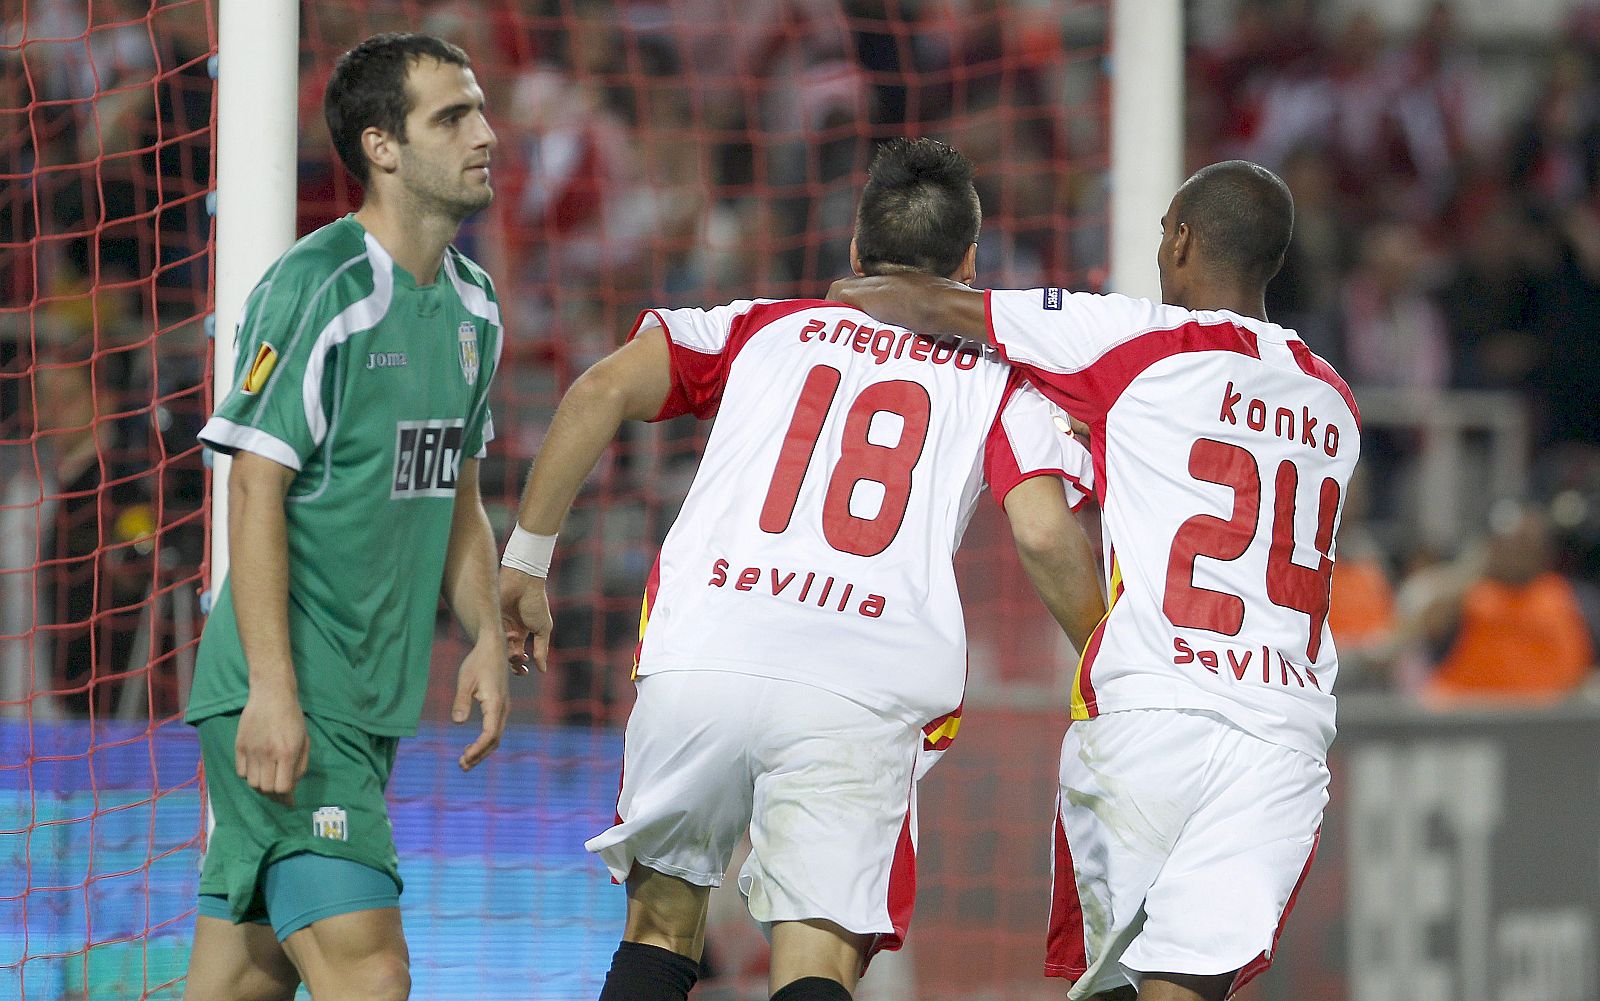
[827, 273, 988, 341]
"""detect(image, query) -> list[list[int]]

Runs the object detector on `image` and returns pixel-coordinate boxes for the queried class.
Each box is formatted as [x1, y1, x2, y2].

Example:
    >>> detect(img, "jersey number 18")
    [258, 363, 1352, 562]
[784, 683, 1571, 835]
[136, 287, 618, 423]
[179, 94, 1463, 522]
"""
[759, 364, 931, 558]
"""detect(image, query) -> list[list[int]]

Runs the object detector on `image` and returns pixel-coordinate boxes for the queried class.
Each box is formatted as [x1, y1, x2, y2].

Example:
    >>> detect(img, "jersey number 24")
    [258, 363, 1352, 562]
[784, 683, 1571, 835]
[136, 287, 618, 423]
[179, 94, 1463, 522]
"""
[1163, 437, 1341, 662]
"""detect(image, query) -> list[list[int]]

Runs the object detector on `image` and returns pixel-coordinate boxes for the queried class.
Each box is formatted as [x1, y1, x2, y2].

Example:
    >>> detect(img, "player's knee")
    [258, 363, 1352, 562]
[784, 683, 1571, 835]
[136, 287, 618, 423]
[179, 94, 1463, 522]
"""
[343, 951, 411, 1001]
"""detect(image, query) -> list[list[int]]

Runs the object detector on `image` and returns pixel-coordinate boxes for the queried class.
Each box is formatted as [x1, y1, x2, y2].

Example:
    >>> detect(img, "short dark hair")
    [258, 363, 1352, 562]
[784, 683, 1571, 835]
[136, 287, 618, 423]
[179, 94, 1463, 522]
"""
[324, 33, 470, 183]
[854, 138, 981, 278]
[1172, 160, 1295, 284]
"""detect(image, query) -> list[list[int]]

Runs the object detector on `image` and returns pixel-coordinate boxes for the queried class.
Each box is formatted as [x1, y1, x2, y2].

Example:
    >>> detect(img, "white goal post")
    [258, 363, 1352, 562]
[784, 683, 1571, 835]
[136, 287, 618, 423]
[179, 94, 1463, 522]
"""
[209, 0, 300, 599]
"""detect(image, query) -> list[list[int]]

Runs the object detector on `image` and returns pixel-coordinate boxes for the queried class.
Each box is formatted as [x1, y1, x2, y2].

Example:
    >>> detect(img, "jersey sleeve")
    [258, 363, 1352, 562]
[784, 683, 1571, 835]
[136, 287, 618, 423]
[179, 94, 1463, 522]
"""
[627, 300, 762, 421]
[199, 260, 336, 471]
[984, 288, 1189, 415]
[983, 376, 1094, 510]
[454, 262, 503, 459]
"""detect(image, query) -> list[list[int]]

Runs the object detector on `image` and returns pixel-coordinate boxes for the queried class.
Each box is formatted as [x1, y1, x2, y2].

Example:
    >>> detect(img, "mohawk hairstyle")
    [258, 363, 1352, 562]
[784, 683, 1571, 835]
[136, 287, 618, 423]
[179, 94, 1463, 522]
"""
[854, 138, 982, 278]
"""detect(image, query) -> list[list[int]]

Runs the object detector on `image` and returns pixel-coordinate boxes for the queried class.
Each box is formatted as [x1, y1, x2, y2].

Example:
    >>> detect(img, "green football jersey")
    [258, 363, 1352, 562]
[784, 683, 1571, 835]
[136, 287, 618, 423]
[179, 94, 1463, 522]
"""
[186, 215, 502, 736]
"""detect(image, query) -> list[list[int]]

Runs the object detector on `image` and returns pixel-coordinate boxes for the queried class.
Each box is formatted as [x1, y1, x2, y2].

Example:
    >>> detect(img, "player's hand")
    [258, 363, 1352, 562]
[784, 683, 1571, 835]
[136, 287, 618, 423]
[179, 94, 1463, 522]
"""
[453, 637, 510, 772]
[500, 569, 553, 675]
[236, 682, 309, 808]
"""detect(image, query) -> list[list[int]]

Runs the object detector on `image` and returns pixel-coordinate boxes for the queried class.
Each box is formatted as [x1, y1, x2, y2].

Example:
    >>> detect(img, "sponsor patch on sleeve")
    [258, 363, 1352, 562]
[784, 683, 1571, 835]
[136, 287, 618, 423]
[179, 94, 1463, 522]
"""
[1043, 288, 1064, 311]
[242, 343, 278, 395]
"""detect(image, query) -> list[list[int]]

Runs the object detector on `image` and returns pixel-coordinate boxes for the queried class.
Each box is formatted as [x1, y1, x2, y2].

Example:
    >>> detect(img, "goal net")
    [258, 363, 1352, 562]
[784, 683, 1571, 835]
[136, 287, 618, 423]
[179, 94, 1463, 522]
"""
[3, 1, 1110, 997]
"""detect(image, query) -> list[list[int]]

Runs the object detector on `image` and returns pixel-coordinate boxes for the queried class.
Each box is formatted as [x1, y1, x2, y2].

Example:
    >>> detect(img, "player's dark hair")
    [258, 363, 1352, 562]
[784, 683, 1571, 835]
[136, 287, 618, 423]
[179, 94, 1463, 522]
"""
[1172, 160, 1295, 285]
[324, 33, 470, 184]
[854, 138, 981, 278]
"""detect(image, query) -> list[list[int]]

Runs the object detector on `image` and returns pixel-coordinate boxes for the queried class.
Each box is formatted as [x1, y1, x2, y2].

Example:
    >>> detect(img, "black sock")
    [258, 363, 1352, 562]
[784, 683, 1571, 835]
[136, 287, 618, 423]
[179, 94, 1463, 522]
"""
[770, 976, 853, 1001]
[597, 941, 700, 1001]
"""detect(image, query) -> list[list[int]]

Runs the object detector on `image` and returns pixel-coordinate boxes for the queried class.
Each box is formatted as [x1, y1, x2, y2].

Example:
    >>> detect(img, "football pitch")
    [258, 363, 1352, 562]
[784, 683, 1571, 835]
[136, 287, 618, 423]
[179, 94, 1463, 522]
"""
[1, 719, 625, 999]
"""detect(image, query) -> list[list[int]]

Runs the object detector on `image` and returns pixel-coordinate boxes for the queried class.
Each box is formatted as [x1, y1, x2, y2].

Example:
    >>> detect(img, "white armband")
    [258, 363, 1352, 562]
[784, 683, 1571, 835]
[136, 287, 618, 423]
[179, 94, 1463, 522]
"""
[502, 527, 557, 579]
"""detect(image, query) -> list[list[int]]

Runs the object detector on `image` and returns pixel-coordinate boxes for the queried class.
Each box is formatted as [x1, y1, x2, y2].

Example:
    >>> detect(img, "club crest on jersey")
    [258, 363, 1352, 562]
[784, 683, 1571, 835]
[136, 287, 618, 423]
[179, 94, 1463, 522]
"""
[1043, 288, 1064, 310]
[392, 418, 467, 499]
[457, 321, 479, 384]
[311, 806, 348, 841]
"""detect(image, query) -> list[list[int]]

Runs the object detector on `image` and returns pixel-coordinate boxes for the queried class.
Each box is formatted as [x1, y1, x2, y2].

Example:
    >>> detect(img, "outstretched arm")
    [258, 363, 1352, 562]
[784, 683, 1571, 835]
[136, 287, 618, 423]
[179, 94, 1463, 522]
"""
[1002, 476, 1106, 653]
[500, 326, 674, 670]
[827, 273, 989, 342]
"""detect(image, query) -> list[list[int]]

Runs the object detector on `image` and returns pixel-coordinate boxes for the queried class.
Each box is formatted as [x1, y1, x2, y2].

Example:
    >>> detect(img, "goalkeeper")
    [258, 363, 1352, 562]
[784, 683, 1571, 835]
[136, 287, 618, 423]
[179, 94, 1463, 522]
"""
[181, 33, 515, 1001]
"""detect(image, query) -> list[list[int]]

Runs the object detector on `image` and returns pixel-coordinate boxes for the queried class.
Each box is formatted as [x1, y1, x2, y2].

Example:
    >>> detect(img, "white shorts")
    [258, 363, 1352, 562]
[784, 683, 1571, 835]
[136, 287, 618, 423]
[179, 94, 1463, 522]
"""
[586, 670, 923, 956]
[1047, 708, 1327, 999]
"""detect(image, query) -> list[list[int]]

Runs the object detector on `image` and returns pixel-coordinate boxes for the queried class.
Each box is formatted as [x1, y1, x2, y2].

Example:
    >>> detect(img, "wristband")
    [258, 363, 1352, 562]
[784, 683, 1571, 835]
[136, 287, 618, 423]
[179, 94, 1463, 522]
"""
[502, 527, 557, 578]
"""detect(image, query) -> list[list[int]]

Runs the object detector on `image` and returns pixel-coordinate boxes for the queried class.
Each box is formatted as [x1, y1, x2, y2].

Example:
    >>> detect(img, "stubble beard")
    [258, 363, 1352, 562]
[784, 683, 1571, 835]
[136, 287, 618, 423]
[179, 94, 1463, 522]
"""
[401, 156, 494, 224]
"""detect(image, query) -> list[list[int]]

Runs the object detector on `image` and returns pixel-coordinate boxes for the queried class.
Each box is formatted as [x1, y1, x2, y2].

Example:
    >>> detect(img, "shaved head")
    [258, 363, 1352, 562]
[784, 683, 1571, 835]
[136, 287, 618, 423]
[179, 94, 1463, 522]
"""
[1171, 161, 1294, 284]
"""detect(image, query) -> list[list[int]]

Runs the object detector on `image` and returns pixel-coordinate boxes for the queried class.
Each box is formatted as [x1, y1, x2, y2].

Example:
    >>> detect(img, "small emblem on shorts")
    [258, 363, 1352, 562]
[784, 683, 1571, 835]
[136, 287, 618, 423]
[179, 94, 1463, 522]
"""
[1043, 288, 1064, 310]
[458, 321, 479, 384]
[312, 806, 348, 841]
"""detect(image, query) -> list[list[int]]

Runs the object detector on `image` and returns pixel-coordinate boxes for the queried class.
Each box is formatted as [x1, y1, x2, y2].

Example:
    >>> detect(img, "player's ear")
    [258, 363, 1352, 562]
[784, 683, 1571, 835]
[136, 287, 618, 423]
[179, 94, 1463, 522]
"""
[849, 237, 864, 277]
[955, 243, 978, 285]
[362, 126, 399, 176]
[1172, 221, 1194, 268]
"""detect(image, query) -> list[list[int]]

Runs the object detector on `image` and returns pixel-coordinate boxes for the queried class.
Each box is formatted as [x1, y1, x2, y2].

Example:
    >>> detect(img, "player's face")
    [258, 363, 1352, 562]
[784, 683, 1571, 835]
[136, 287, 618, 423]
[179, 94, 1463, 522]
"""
[395, 59, 497, 220]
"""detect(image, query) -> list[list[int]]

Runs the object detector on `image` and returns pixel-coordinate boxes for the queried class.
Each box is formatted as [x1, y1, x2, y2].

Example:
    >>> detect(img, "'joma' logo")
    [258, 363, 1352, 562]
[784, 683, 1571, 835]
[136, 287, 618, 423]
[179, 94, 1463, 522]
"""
[367, 352, 408, 369]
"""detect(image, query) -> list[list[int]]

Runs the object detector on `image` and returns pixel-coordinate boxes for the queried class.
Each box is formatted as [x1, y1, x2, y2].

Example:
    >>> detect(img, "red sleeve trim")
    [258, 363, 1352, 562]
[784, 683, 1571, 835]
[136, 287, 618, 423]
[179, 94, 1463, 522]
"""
[983, 288, 1008, 357]
[632, 299, 829, 422]
[1286, 339, 1361, 431]
[982, 369, 1029, 502]
[983, 371, 1093, 510]
[991, 468, 1091, 511]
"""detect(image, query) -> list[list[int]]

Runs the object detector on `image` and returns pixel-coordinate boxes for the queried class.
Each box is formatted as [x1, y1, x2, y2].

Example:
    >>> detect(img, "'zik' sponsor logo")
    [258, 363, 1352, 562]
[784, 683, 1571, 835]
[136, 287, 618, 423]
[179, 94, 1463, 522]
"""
[391, 419, 466, 499]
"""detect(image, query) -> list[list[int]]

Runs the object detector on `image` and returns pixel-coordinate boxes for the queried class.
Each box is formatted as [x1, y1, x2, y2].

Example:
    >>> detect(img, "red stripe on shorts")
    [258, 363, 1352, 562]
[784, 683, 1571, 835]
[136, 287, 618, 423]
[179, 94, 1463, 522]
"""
[1044, 806, 1089, 979]
[864, 778, 918, 971]
[1227, 826, 1321, 997]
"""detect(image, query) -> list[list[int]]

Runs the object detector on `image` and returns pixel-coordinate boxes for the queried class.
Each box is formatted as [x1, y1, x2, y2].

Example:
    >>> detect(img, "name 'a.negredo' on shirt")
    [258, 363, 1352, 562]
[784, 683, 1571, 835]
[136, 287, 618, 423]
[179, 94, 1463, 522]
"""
[798, 315, 987, 370]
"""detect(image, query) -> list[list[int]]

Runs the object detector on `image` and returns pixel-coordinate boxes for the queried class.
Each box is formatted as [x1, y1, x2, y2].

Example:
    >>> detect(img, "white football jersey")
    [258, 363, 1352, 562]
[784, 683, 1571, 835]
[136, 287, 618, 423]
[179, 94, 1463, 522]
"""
[986, 289, 1361, 759]
[631, 298, 1093, 732]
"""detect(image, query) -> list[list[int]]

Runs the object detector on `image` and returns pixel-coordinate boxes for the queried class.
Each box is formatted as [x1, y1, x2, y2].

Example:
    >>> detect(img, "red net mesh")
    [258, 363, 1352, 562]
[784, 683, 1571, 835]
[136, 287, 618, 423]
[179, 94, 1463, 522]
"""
[2, 1, 215, 997]
[4, 2, 1109, 997]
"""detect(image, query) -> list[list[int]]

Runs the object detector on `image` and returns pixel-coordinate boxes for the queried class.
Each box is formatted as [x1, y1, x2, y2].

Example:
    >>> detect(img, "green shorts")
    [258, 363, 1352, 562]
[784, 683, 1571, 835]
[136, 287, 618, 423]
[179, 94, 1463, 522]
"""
[195, 711, 402, 929]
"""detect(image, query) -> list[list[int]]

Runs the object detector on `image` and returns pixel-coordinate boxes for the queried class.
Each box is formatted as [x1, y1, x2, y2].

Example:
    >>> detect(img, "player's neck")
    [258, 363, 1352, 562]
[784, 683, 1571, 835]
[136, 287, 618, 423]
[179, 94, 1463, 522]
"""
[1179, 283, 1268, 323]
[353, 199, 459, 287]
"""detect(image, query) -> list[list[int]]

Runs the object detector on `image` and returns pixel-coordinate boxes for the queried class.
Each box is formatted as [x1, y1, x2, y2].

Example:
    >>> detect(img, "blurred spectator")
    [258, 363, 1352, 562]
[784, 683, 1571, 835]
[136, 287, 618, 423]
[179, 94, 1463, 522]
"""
[1327, 472, 1398, 684]
[1339, 219, 1450, 389]
[1267, 145, 1350, 363]
[1437, 189, 1547, 391]
[1422, 506, 1595, 704]
[35, 356, 151, 718]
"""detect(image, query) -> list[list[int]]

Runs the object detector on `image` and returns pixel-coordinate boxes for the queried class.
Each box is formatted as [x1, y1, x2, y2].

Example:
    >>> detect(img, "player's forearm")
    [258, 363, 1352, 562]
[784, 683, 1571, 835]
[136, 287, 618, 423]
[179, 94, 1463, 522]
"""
[443, 464, 501, 644]
[1004, 478, 1106, 652]
[514, 369, 631, 536]
[227, 459, 298, 697]
[1019, 541, 1107, 654]
[827, 274, 988, 341]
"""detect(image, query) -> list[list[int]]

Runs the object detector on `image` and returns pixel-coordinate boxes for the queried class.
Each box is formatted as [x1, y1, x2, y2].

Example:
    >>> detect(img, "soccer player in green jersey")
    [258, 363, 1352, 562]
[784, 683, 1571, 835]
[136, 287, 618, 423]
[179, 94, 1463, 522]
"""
[181, 34, 516, 1001]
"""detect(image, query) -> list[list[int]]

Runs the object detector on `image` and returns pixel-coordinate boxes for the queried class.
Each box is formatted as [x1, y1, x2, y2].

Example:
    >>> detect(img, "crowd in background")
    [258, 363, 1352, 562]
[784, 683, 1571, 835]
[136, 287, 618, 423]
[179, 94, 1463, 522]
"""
[2, 0, 1596, 721]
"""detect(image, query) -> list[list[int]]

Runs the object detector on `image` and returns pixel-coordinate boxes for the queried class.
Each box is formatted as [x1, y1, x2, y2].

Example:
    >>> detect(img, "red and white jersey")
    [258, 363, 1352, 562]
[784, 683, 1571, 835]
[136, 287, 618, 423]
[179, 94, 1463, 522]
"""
[986, 289, 1361, 759]
[631, 298, 1093, 729]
